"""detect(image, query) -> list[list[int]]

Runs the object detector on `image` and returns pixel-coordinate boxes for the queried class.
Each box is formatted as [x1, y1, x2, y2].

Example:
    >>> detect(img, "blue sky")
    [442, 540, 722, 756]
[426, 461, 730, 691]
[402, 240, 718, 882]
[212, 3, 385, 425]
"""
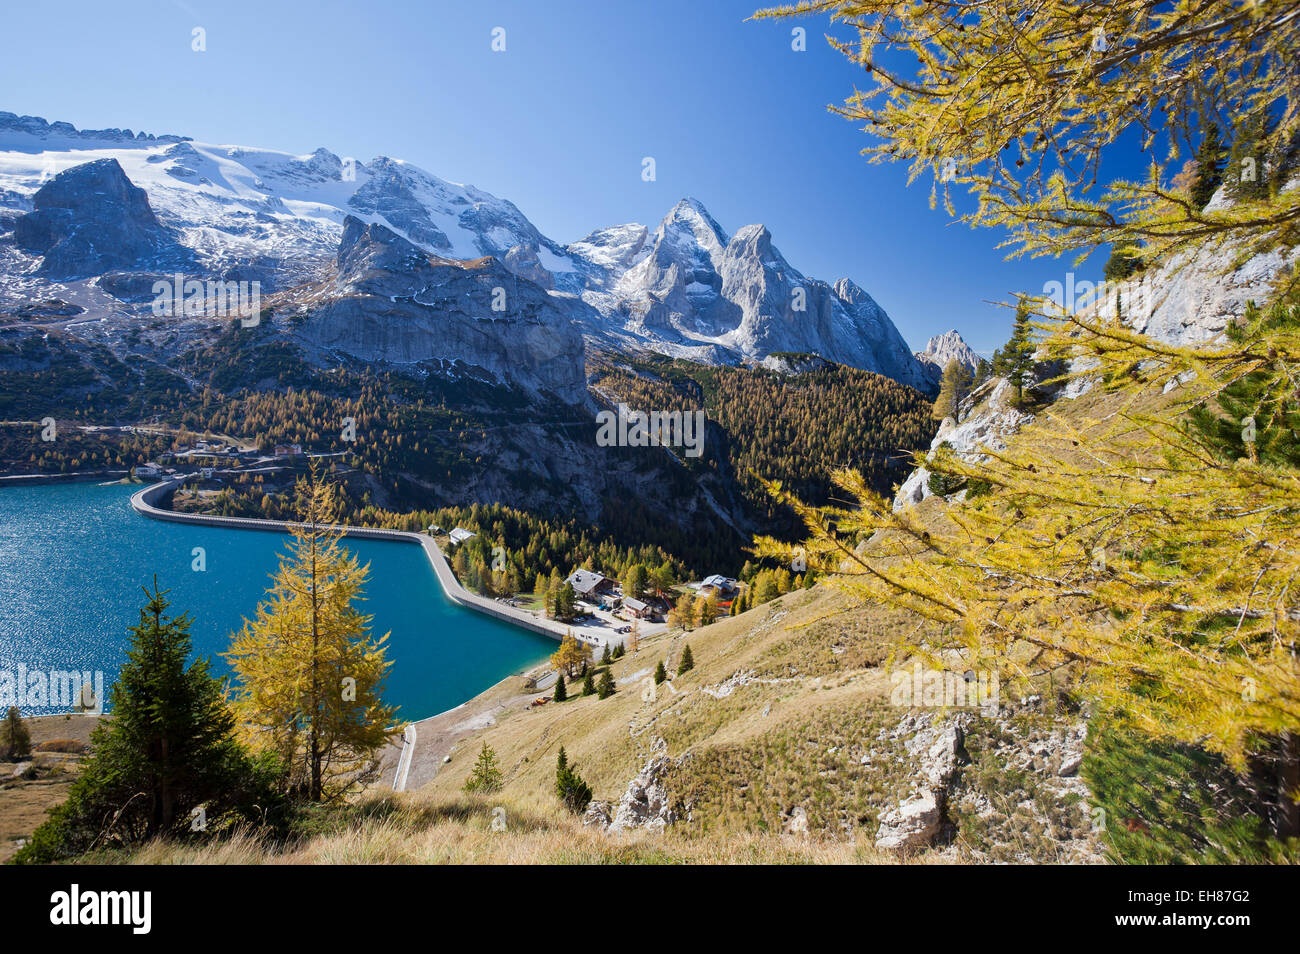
[0, 0, 1134, 355]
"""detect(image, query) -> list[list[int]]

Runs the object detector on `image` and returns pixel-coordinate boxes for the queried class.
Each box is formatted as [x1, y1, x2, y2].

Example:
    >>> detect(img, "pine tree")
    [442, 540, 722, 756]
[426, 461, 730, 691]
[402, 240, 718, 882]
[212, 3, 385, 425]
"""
[1189, 297, 1300, 467]
[1189, 124, 1225, 210]
[597, 669, 616, 699]
[582, 669, 595, 696]
[555, 582, 577, 621]
[601, 643, 612, 665]
[1226, 111, 1273, 202]
[1, 706, 31, 760]
[553, 674, 567, 703]
[1103, 244, 1145, 283]
[623, 563, 648, 601]
[555, 746, 592, 814]
[16, 584, 277, 863]
[654, 661, 667, 685]
[225, 467, 397, 801]
[996, 301, 1037, 408]
[678, 644, 694, 674]
[463, 741, 503, 794]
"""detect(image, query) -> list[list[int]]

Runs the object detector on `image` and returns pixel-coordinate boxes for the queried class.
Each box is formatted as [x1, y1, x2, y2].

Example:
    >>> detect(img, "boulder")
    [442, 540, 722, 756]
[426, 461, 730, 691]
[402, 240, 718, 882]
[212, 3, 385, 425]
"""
[875, 791, 942, 850]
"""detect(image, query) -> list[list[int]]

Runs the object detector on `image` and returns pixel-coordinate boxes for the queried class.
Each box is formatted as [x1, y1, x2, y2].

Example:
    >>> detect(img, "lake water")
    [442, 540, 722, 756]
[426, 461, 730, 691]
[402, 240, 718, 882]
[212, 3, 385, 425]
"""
[0, 481, 554, 720]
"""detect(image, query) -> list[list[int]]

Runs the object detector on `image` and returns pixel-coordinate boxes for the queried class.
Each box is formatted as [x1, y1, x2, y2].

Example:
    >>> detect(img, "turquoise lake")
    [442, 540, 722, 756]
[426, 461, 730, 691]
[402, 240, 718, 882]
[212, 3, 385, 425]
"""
[0, 481, 554, 720]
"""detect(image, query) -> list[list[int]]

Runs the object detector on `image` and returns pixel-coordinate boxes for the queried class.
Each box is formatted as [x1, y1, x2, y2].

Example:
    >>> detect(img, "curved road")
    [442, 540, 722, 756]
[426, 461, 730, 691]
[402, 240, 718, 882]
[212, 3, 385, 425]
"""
[129, 476, 576, 642]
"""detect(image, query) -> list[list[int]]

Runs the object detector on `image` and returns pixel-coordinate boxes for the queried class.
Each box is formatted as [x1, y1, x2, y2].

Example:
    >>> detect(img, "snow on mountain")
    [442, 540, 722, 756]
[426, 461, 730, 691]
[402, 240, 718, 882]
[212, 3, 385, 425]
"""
[570, 197, 933, 390]
[0, 111, 932, 391]
[0, 110, 583, 293]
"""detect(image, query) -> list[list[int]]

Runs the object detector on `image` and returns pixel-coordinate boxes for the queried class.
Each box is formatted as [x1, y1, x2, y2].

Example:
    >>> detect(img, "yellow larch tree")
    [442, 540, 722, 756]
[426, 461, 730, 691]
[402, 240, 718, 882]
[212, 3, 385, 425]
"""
[225, 465, 397, 801]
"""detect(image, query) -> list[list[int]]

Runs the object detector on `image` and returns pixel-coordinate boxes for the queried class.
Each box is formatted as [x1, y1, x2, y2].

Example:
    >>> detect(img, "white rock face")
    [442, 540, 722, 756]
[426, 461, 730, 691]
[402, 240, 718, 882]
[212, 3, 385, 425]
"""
[584, 749, 681, 835]
[875, 791, 942, 850]
[915, 328, 980, 388]
[892, 377, 1032, 511]
[1089, 240, 1297, 349]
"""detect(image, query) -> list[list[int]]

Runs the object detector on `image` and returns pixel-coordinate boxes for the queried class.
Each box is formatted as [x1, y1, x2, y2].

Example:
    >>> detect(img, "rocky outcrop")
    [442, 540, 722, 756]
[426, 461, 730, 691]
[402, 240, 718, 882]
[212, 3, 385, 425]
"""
[502, 243, 554, 290]
[12, 158, 191, 280]
[291, 216, 587, 401]
[872, 703, 1097, 860]
[893, 377, 1032, 510]
[874, 714, 969, 851]
[0, 111, 187, 146]
[876, 791, 943, 850]
[584, 747, 682, 834]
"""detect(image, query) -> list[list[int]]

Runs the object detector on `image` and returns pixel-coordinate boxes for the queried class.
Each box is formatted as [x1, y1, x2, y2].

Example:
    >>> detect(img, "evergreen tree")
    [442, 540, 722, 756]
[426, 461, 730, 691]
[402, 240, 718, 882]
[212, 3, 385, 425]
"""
[1189, 124, 1225, 210]
[678, 644, 694, 674]
[1189, 296, 1300, 468]
[553, 673, 567, 703]
[554, 746, 592, 814]
[601, 643, 612, 665]
[622, 563, 648, 601]
[582, 669, 595, 696]
[16, 584, 279, 863]
[995, 301, 1037, 408]
[463, 741, 503, 794]
[1, 706, 31, 760]
[654, 661, 667, 684]
[1103, 243, 1145, 283]
[1226, 111, 1273, 201]
[597, 669, 616, 699]
[554, 582, 577, 622]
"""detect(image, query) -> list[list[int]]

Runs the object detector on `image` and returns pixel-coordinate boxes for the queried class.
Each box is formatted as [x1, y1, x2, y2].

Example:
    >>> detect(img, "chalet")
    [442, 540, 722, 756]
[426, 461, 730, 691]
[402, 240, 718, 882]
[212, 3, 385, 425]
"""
[623, 597, 655, 620]
[273, 444, 304, 458]
[700, 574, 738, 598]
[134, 464, 162, 478]
[449, 527, 476, 545]
[565, 569, 614, 600]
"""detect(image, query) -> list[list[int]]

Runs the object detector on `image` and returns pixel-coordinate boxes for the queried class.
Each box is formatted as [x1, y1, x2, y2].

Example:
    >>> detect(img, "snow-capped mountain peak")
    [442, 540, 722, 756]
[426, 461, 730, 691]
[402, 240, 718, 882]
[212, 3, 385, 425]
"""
[0, 111, 933, 392]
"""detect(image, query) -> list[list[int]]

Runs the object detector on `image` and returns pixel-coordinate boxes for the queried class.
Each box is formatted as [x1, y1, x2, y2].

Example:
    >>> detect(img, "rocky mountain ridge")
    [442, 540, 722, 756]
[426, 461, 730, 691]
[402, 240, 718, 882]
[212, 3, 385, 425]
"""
[0, 111, 938, 393]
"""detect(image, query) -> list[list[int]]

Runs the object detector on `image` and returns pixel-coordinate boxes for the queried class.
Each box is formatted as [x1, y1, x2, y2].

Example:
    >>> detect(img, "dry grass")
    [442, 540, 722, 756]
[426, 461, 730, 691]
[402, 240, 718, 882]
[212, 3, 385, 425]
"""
[0, 714, 99, 863]
[123, 794, 944, 865]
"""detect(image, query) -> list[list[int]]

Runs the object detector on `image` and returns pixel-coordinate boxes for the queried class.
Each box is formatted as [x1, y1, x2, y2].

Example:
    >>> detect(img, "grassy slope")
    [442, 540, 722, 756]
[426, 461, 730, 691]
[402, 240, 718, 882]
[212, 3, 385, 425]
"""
[0, 715, 97, 863]
[88, 381, 1139, 865]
